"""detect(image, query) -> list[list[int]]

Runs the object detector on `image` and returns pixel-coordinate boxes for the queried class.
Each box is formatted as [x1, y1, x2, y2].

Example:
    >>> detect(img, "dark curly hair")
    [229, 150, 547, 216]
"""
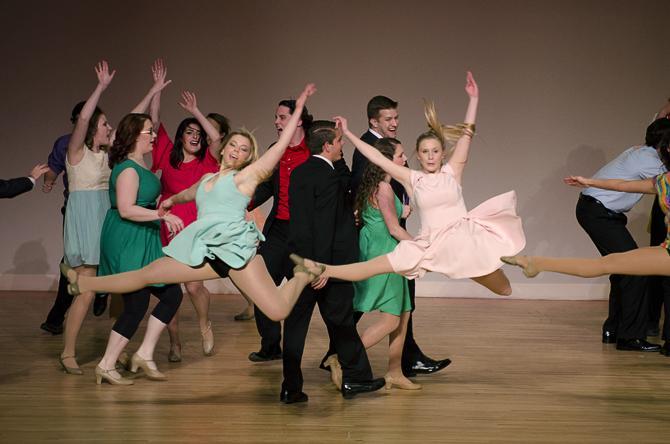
[656, 132, 670, 171]
[84, 108, 107, 150]
[108, 113, 151, 168]
[354, 138, 400, 226]
[170, 118, 207, 169]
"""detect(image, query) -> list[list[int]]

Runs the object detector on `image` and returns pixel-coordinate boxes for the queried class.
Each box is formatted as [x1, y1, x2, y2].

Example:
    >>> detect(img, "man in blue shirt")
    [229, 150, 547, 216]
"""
[40, 102, 107, 335]
[577, 117, 670, 351]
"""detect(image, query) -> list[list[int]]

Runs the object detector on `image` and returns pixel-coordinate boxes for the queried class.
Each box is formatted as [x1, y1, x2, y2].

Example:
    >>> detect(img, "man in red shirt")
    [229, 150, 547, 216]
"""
[247, 99, 313, 362]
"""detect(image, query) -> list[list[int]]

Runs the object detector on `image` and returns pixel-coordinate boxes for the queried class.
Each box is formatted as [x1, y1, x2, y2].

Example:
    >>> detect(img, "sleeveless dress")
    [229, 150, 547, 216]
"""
[163, 172, 264, 269]
[151, 124, 219, 246]
[98, 160, 164, 277]
[654, 172, 670, 253]
[63, 148, 111, 267]
[354, 193, 411, 315]
[387, 163, 526, 279]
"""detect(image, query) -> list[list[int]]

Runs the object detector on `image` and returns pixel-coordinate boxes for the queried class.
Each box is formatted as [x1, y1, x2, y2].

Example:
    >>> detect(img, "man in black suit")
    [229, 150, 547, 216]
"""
[246, 99, 313, 362]
[280, 120, 384, 403]
[329, 95, 451, 377]
[0, 163, 49, 199]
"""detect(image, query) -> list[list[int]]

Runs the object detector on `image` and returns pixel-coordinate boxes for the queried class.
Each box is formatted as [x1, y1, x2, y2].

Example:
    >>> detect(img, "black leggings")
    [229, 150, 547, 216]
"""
[112, 284, 183, 339]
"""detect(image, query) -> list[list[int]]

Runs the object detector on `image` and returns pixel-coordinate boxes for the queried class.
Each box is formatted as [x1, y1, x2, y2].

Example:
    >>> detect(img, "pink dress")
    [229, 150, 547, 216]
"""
[152, 124, 219, 246]
[387, 163, 525, 280]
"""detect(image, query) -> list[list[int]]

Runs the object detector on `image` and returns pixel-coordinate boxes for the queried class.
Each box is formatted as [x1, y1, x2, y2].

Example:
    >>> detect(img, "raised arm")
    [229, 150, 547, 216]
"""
[131, 58, 171, 114]
[67, 61, 115, 165]
[564, 175, 656, 194]
[335, 116, 412, 191]
[447, 71, 478, 184]
[178, 91, 223, 162]
[237, 83, 316, 192]
[657, 98, 670, 119]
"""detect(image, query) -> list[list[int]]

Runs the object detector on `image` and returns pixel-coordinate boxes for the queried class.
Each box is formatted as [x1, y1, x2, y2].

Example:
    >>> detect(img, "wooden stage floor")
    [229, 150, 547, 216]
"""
[0, 291, 669, 443]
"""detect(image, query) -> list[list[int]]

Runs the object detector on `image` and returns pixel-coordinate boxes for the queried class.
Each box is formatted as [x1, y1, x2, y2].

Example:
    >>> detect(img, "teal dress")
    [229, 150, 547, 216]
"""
[98, 160, 164, 277]
[353, 194, 411, 315]
[163, 172, 264, 268]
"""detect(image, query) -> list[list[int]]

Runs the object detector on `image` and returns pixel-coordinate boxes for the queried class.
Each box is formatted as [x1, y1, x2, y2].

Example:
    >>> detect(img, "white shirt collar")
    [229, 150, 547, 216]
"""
[313, 154, 334, 169]
[368, 128, 383, 139]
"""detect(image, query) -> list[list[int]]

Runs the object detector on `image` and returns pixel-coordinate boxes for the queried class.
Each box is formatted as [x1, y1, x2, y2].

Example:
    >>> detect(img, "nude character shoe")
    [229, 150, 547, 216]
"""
[95, 365, 134, 385]
[59, 263, 81, 296]
[384, 374, 422, 390]
[58, 355, 83, 376]
[201, 321, 214, 356]
[500, 255, 539, 278]
[289, 254, 326, 281]
[325, 355, 342, 391]
[130, 353, 167, 381]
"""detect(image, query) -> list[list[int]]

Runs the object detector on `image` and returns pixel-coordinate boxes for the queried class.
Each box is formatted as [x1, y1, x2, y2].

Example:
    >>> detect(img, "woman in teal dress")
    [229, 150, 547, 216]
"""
[353, 138, 419, 390]
[61, 84, 325, 368]
[93, 113, 185, 385]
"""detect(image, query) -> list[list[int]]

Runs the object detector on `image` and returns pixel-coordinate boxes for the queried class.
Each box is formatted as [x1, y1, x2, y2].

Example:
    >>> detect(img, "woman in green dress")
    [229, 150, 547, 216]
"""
[352, 138, 419, 390]
[94, 113, 186, 385]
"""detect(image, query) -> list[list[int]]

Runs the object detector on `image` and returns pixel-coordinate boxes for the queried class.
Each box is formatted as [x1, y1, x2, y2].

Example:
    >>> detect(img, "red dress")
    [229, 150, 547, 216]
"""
[152, 124, 219, 246]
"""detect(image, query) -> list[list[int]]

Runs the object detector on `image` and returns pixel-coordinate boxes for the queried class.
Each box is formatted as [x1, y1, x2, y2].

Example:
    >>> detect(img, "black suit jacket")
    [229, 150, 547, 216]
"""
[249, 168, 280, 236]
[0, 177, 33, 199]
[288, 156, 358, 265]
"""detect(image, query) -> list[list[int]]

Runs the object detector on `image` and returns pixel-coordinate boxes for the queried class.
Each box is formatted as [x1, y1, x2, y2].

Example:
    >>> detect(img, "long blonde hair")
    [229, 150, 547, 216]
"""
[417, 100, 472, 154]
[220, 128, 259, 171]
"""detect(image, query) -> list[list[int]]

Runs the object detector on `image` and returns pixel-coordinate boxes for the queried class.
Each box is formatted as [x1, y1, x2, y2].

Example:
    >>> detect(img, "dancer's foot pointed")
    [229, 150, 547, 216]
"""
[501, 255, 539, 278]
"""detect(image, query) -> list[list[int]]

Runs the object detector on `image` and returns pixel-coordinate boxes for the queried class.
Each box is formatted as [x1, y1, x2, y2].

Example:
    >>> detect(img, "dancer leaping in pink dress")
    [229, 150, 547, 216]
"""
[293, 72, 525, 295]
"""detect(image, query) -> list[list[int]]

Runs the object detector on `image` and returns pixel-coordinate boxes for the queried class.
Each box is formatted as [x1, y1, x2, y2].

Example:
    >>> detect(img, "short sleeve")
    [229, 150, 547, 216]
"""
[151, 123, 173, 173]
[47, 135, 70, 175]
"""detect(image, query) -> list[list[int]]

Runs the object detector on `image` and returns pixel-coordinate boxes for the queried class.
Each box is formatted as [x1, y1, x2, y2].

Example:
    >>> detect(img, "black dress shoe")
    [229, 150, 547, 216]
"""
[280, 390, 308, 404]
[93, 294, 108, 317]
[248, 350, 282, 362]
[616, 338, 661, 352]
[602, 330, 617, 344]
[405, 358, 452, 375]
[660, 342, 670, 356]
[40, 322, 63, 335]
[341, 378, 385, 399]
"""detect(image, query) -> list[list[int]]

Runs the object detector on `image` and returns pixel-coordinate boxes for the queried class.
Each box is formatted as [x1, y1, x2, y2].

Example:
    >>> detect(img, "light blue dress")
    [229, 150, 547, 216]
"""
[163, 172, 264, 268]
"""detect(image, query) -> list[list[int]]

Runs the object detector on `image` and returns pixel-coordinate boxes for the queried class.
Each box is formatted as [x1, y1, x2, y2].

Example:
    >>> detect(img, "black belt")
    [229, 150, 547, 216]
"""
[579, 194, 604, 207]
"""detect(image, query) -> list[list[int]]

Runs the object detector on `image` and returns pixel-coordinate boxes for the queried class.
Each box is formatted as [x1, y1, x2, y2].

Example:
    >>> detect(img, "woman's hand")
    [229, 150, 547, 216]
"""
[150, 58, 172, 94]
[465, 71, 478, 99]
[401, 204, 412, 219]
[158, 198, 174, 218]
[95, 60, 116, 90]
[563, 175, 591, 188]
[178, 91, 199, 115]
[333, 116, 349, 134]
[162, 213, 184, 238]
[296, 83, 317, 108]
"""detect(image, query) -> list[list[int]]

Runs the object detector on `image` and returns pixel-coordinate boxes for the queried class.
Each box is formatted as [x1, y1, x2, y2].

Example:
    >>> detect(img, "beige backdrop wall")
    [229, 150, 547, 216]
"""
[0, 0, 668, 299]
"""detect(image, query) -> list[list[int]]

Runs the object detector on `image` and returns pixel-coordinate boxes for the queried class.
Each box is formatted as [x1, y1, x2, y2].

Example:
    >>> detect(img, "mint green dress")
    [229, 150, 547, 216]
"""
[98, 160, 163, 276]
[163, 172, 264, 268]
[353, 194, 411, 315]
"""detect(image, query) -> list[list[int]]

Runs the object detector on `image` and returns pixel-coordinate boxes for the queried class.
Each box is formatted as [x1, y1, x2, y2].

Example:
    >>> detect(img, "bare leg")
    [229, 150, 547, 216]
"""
[506, 247, 670, 278]
[227, 256, 317, 321]
[387, 312, 417, 385]
[135, 315, 167, 371]
[61, 265, 96, 370]
[325, 255, 395, 282]
[166, 310, 182, 361]
[360, 312, 400, 350]
[470, 269, 512, 296]
[185, 281, 212, 334]
[234, 293, 255, 320]
[71, 257, 219, 294]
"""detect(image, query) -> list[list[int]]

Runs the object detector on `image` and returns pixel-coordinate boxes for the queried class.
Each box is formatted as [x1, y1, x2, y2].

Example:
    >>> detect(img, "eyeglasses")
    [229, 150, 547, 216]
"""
[140, 128, 156, 135]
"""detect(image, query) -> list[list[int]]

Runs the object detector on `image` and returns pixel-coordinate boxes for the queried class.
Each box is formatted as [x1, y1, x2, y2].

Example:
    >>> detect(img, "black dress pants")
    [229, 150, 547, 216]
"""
[576, 194, 648, 339]
[254, 220, 293, 355]
[282, 281, 373, 393]
[647, 196, 670, 340]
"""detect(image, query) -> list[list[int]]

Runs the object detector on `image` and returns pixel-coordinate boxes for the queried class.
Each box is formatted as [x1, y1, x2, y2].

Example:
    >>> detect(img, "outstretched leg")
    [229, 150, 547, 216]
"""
[324, 255, 395, 282]
[471, 269, 512, 296]
[68, 257, 219, 294]
[504, 247, 670, 278]
[227, 256, 318, 321]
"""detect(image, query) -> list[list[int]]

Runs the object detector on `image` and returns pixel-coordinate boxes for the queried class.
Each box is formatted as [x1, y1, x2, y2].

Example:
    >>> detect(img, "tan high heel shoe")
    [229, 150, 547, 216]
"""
[324, 355, 342, 391]
[289, 254, 326, 281]
[59, 263, 81, 296]
[384, 374, 422, 390]
[58, 355, 83, 376]
[201, 321, 214, 356]
[500, 255, 539, 278]
[130, 353, 167, 381]
[95, 365, 133, 385]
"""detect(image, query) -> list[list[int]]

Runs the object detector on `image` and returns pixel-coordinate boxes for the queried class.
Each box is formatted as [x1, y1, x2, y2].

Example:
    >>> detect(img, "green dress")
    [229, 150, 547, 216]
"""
[353, 193, 411, 315]
[98, 159, 164, 277]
